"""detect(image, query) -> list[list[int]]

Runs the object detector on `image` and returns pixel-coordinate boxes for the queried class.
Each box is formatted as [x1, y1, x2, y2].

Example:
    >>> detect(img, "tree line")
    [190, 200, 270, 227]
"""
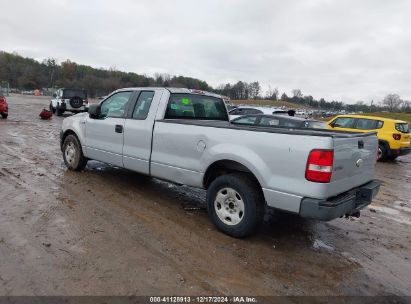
[1, 51, 409, 112]
[0, 51, 212, 97]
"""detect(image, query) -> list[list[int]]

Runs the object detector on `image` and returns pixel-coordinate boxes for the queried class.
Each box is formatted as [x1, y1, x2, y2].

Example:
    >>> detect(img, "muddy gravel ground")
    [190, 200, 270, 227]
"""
[0, 95, 410, 296]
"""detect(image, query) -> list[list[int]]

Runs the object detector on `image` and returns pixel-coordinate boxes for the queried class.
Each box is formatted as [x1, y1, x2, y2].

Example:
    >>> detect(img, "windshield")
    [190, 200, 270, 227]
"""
[63, 89, 87, 99]
[165, 93, 228, 121]
[395, 123, 410, 133]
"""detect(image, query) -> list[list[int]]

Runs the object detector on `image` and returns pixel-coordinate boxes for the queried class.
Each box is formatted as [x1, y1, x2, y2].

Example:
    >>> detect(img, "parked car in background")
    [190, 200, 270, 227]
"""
[0, 94, 8, 119]
[50, 88, 88, 116]
[231, 114, 326, 129]
[226, 104, 238, 111]
[327, 115, 410, 161]
[228, 106, 287, 120]
[60, 87, 380, 237]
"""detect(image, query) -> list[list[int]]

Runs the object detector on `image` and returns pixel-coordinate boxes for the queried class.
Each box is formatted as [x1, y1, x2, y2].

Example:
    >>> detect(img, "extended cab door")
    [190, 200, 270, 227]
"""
[122, 90, 160, 174]
[84, 91, 134, 167]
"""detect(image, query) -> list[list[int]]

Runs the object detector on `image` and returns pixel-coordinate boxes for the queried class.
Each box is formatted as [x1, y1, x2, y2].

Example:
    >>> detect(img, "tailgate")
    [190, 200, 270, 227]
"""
[329, 132, 377, 196]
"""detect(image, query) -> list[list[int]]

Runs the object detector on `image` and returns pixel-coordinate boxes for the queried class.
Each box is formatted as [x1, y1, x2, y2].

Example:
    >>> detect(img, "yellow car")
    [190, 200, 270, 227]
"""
[327, 115, 410, 161]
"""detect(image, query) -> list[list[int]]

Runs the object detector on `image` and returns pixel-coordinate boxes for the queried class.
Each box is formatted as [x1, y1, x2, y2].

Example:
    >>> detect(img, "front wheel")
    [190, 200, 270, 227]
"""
[1, 113, 7, 119]
[206, 173, 264, 238]
[62, 134, 88, 171]
[49, 102, 56, 114]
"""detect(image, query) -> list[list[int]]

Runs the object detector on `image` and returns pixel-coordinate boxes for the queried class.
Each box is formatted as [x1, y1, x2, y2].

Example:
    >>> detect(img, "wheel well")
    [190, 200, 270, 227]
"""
[61, 130, 78, 149]
[203, 160, 261, 189]
[379, 140, 390, 150]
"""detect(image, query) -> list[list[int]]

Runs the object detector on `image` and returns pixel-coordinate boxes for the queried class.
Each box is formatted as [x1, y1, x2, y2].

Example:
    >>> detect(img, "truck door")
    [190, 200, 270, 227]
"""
[123, 90, 160, 174]
[84, 91, 133, 167]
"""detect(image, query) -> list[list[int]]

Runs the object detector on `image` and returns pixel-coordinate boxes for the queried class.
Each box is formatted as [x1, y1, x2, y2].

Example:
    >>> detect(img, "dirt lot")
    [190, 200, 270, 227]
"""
[0, 94, 410, 296]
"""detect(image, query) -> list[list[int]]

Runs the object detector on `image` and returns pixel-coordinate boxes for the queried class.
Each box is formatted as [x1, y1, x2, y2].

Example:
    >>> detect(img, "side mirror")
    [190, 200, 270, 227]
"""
[88, 104, 101, 119]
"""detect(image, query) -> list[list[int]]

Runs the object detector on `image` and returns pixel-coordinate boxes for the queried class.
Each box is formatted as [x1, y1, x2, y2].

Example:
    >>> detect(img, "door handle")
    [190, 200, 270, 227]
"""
[115, 124, 123, 133]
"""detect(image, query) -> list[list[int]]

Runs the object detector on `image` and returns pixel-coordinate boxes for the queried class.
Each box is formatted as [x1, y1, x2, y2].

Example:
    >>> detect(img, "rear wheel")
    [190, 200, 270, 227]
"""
[378, 144, 387, 161]
[62, 134, 87, 171]
[1, 113, 7, 119]
[206, 173, 264, 238]
[56, 104, 64, 116]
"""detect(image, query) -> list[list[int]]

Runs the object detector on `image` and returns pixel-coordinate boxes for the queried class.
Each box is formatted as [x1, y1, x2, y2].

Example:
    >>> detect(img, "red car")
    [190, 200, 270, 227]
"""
[0, 94, 8, 119]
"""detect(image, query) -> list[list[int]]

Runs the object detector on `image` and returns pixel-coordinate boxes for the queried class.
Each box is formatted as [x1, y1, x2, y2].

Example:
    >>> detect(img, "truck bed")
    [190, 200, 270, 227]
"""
[156, 119, 377, 138]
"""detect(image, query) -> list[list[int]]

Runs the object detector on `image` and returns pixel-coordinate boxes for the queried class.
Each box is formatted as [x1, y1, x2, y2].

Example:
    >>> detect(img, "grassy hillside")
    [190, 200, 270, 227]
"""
[231, 99, 311, 109]
[360, 112, 411, 125]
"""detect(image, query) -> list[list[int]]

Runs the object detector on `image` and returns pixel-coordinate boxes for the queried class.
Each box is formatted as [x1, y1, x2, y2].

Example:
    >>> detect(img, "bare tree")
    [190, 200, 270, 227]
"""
[291, 89, 303, 98]
[266, 86, 279, 100]
[401, 100, 410, 112]
[382, 94, 403, 112]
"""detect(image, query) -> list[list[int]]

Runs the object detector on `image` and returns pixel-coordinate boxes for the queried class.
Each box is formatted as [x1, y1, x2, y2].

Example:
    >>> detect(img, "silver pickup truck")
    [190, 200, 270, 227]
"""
[60, 88, 380, 237]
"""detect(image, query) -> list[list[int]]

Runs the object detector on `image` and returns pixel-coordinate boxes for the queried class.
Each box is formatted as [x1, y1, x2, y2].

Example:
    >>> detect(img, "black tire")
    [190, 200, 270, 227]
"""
[56, 105, 64, 116]
[378, 144, 388, 162]
[1, 113, 7, 119]
[387, 155, 398, 161]
[62, 134, 87, 171]
[49, 102, 56, 114]
[206, 173, 264, 238]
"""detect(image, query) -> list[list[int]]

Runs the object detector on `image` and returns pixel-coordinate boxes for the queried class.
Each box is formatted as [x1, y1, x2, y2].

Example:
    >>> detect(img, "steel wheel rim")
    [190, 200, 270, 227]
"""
[214, 187, 245, 226]
[378, 147, 382, 160]
[65, 142, 76, 166]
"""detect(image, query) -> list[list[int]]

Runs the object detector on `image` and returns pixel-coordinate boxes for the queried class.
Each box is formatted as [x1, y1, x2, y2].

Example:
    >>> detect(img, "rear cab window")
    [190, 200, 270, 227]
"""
[165, 93, 228, 121]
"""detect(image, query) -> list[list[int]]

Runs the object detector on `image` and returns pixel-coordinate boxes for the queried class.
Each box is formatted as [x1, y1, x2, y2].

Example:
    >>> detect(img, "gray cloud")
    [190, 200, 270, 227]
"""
[1, 0, 410, 103]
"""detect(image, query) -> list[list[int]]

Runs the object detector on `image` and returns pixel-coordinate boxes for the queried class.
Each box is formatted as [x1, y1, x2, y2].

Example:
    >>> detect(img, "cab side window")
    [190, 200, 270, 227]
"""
[132, 91, 154, 120]
[100, 91, 132, 118]
[332, 117, 356, 128]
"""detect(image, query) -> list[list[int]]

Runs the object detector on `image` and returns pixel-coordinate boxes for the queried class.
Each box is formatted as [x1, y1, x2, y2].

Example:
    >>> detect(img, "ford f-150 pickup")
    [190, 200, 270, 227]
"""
[60, 88, 380, 237]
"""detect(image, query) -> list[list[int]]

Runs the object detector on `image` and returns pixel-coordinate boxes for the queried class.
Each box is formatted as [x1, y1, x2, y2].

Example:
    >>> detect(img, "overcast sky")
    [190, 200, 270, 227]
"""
[1, 0, 410, 103]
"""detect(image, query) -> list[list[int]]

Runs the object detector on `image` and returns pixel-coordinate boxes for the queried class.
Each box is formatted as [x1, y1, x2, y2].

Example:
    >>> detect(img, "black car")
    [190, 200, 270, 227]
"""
[231, 114, 326, 129]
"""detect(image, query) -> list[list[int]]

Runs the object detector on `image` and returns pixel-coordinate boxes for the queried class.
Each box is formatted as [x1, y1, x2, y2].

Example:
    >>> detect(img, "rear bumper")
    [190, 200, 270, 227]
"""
[390, 146, 411, 157]
[299, 180, 380, 221]
[59, 102, 87, 112]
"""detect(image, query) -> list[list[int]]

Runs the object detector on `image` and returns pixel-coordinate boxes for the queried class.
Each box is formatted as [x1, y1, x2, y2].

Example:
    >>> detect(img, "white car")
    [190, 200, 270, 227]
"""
[228, 106, 287, 120]
[50, 88, 88, 116]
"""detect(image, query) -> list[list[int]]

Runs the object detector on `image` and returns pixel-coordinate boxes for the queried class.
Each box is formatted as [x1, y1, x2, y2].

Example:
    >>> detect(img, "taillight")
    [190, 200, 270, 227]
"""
[305, 150, 334, 183]
[393, 134, 401, 140]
